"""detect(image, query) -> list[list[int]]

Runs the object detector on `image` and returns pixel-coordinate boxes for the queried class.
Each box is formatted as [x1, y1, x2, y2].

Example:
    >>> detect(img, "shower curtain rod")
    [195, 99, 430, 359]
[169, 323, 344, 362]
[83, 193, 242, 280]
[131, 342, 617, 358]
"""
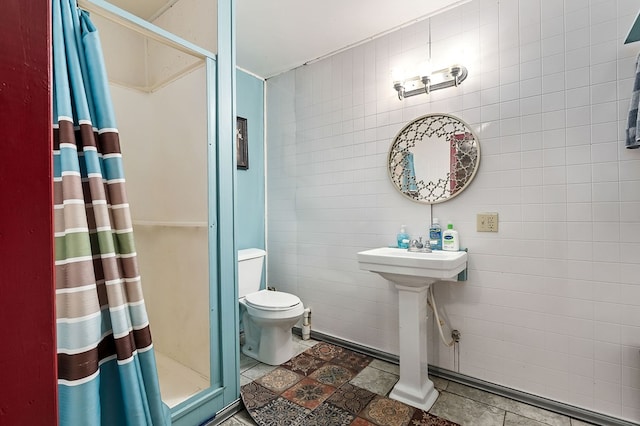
[77, 0, 216, 60]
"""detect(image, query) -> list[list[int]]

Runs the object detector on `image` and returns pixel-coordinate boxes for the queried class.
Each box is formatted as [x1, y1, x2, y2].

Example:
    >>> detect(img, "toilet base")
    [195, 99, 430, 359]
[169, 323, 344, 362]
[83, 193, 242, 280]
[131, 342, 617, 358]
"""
[242, 338, 293, 366]
[241, 312, 297, 365]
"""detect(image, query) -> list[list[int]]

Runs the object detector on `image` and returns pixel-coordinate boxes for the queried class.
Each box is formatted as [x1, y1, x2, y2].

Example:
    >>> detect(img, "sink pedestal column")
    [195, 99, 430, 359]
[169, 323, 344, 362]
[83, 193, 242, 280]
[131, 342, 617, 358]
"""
[389, 283, 438, 411]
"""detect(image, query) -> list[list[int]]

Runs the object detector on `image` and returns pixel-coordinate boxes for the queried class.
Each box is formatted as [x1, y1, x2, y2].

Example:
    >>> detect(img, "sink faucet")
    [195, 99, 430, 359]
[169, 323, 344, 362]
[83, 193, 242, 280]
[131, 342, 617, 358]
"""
[408, 237, 432, 253]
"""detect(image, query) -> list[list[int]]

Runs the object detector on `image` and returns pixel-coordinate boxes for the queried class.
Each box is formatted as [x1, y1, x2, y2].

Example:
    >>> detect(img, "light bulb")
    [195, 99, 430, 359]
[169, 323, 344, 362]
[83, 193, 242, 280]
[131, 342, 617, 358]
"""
[391, 67, 405, 84]
[418, 60, 431, 78]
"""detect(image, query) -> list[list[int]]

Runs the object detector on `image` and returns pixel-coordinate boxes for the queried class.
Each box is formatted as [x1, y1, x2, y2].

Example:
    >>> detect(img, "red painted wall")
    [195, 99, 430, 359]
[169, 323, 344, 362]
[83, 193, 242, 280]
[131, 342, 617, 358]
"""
[0, 1, 57, 425]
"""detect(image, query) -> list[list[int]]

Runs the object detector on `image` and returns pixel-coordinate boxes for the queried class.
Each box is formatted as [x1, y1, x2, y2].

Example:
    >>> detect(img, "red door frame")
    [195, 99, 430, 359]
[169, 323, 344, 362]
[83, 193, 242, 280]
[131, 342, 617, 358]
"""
[0, 1, 58, 424]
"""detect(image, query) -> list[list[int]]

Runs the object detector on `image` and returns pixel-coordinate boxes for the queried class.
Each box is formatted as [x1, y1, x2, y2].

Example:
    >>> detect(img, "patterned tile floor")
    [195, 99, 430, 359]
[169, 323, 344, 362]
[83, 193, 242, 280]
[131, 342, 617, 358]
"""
[240, 342, 455, 425]
[220, 336, 597, 426]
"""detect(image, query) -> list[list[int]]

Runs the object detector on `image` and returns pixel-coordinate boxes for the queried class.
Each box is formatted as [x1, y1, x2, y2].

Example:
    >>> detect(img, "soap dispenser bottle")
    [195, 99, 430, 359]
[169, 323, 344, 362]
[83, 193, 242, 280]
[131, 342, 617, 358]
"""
[429, 218, 442, 250]
[397, 225, 409, 249]
[442, 223, 460, 251]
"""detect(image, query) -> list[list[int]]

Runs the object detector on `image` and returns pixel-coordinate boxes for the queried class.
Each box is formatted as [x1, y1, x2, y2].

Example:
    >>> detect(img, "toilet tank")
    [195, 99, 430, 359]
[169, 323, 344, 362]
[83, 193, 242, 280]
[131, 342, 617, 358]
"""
[238, 248, 266, 298]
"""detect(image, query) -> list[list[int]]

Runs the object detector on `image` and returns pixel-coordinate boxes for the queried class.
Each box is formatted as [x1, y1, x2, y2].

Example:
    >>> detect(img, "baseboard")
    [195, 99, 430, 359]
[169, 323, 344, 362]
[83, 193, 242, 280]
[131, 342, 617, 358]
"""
[294, 327, 636, 426]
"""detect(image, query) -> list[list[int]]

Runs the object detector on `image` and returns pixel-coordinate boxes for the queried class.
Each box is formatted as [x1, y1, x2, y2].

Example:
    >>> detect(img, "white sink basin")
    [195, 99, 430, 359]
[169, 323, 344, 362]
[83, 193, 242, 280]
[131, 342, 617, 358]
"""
[356, 246, 468, 411]
[357, 247, 467, 286]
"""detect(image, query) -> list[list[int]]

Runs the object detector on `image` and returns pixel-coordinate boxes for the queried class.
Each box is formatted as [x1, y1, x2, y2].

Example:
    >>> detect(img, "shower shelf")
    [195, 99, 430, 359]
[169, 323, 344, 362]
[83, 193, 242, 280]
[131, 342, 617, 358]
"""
[133, 220, 208, 228]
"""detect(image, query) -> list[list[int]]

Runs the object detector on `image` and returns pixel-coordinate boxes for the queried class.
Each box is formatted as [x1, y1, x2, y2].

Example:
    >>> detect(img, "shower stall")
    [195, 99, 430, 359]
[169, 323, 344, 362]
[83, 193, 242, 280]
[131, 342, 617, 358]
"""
[110, 62, 211, 408]
[77, 1, 239, 424]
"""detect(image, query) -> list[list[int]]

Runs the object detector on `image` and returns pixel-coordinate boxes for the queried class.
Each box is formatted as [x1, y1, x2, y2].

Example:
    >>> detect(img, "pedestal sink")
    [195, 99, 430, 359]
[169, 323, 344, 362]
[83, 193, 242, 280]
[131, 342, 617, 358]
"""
[357, 247, 467, 411]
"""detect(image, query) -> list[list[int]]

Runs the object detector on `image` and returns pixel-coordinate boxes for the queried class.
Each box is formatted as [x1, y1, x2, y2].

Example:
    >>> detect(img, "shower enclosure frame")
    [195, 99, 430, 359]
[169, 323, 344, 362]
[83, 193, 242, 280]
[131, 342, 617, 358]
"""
[76, 1, 239, 425]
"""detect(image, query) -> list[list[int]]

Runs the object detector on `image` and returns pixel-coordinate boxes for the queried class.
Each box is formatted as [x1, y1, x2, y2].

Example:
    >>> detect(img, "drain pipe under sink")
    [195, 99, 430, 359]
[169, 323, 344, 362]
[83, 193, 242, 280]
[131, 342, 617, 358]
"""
[302, 308, 311, 340]
[428, 285, 455, 347]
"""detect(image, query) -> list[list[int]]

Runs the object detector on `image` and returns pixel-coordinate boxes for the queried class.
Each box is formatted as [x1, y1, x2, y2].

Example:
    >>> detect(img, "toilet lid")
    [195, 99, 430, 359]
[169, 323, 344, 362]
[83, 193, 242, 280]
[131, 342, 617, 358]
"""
[245, 290, 301, 310]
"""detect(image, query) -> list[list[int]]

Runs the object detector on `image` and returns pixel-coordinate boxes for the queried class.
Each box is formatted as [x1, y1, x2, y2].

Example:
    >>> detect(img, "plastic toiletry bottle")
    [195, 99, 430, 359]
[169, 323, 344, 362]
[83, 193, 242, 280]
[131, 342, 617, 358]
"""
[429, 218, 442, 250]
[442, 223, 460, 251]
[397, 225, 410, 249]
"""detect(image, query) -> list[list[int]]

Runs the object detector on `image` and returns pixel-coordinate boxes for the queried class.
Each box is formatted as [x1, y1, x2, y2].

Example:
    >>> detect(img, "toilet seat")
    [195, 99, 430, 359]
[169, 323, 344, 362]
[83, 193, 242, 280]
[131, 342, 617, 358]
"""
[245, 290, 301, 311]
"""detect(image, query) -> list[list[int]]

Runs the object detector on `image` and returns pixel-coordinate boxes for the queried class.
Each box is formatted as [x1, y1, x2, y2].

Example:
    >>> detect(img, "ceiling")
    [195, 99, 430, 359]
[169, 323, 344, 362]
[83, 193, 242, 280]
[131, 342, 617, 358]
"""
[106, 0, 466, 79]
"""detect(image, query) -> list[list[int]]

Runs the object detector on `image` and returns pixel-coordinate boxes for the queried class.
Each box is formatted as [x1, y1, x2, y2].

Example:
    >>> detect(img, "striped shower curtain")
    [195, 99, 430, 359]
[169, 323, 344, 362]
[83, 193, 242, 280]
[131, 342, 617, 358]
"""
[52, 0, 170, 424]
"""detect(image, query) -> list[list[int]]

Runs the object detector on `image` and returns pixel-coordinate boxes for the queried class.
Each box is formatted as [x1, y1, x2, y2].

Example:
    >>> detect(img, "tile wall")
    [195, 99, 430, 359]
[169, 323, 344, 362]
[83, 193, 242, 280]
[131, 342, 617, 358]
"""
[266, 0, 640, 422]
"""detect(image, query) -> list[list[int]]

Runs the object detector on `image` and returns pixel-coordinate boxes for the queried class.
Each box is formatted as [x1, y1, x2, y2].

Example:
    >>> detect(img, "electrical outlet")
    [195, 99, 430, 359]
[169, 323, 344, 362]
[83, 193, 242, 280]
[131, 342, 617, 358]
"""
[477, 212, 498, 232]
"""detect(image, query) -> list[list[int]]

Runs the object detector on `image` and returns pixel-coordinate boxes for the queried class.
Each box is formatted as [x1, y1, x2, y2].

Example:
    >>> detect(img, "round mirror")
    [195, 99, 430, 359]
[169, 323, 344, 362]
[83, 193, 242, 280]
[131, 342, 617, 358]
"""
[388, 113, 480, 204]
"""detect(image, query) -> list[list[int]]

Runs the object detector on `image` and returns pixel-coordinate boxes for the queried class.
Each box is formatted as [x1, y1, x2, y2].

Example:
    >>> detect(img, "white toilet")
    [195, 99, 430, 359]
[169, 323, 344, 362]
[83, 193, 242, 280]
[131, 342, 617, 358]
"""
[238, 248, 304, 365]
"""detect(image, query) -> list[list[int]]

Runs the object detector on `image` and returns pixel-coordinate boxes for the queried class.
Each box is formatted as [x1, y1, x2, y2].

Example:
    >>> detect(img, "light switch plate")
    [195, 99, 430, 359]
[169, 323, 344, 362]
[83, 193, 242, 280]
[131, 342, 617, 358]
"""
[477, 213, 498, 232]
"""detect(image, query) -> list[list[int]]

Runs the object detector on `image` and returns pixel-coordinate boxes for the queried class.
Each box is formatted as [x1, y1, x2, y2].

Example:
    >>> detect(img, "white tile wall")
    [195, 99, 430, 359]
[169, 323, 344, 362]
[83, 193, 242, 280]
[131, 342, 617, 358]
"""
[267, 0, 640, 422]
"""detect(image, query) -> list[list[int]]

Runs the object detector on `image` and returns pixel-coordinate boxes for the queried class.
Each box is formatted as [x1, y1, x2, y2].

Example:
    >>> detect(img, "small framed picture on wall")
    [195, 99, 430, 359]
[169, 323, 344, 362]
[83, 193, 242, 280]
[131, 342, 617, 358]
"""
[236, 117, 248, 170]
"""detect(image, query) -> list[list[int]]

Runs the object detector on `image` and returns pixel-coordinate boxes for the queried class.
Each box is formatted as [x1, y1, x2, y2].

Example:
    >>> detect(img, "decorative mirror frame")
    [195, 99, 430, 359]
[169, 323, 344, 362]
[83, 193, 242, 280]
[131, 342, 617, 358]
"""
[388, 113, 480, 204]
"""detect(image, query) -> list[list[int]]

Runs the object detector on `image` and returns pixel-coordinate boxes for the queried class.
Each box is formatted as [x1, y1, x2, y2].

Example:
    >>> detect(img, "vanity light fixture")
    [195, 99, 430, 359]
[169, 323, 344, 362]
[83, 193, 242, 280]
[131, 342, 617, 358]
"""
[392, 64, 468, 100]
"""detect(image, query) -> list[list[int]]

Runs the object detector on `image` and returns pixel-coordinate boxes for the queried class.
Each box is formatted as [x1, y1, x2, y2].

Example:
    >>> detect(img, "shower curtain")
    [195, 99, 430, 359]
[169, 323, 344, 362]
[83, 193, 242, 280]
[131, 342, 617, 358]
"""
[52, 0, 170, 424]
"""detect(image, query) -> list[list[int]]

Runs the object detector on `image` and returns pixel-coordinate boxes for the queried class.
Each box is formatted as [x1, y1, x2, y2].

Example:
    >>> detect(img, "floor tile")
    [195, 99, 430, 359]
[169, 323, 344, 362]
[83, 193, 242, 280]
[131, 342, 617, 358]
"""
[249, 397, 310, 425]
[240, 374, 253, 386]
[240, 382, 278, 410]
[281, 353, 325, 376]
[368, 359, 400, 375]
[351, 417, 376, 425]
[235, 340, 606, 426]
[218, 416, 251, 426]
[332, 350, 373, 373]
[445, 382, 570, 426]
[409, 408, 460, 426]
[360, 395, 415, 426]
[234, 410, 257, 425]
[310, 363, 355, 387]
[239, 343, 457, 426]
[255, 367, 303, 394]
[305, 401, 355, 425]
[505, 412, 548, 426]
[349, 365, 399, 396]
[241, 363, 278, 381]
[430, 375, 449, 391]
[281, 377, 336, 409]
[326, 383, 377, 416]
[240, 352, 259, 373]
[293, 340, 314, 357]
[219, 409, 257, 425]
[429, 391, 505, 426]
[293, 335, 320, 348]
[305, 342, 346, 361]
